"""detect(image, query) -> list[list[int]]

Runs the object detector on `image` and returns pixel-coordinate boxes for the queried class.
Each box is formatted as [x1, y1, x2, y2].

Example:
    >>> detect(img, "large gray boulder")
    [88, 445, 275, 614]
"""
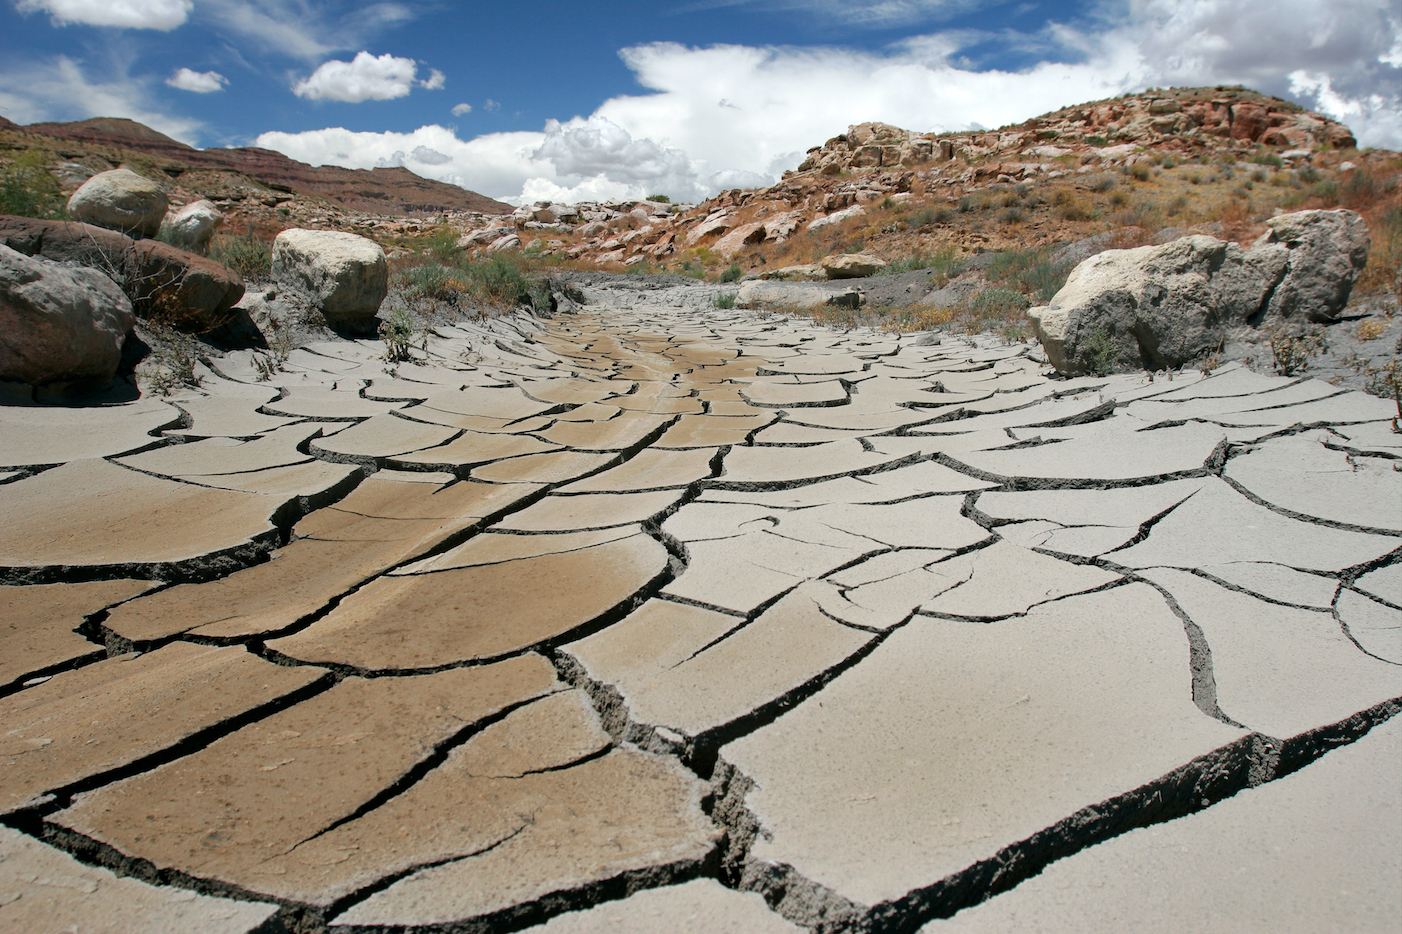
[736, 280, 863, 309]
[822, 253, 888, 279]
[66, 168, 169, 239]
[271, 229, 387, 332]
[1251, 209, 1370, 324]
[0, 243, 134, 388]
[1028, 210, 1368, 375]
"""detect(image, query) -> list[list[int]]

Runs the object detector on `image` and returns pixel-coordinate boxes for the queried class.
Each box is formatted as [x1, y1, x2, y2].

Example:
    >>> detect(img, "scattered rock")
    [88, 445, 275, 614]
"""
[1252, 209, 1371, 324]
[760, 264, 825, 281]
[0, 216, 244, 334]
[271, 228, 387, 332]
[822, 253, 888, 279]
[65, 168, 169, 238]
[0, 243, 134, 389]
[160, 199, 223, 254]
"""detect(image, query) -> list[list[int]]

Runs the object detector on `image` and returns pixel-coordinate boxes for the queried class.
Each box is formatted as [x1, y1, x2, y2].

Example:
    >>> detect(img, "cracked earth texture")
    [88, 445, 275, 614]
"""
[1, 277, 1399, 933]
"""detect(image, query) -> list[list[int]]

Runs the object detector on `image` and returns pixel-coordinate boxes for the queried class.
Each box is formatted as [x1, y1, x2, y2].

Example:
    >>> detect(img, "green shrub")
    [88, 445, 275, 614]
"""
[395, 262, 463, 302]
[378, 307, 421, 362]
[0, 150, 65, 219]
[719, 264, 743, 282]
[646, 194, 671, 203]
[905, 206, 951, 229]
[713, 291, 737, 309]
[1086, 135, 1109, 147]
[208, 233, 272, 281]
[1001, 207, 1027, 224]
[1250, 152, 1284, 168]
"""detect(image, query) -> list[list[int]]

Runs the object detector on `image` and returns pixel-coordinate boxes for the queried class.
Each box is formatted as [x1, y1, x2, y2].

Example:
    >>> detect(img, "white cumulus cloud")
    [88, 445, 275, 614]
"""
[451, 102, 472, 115]
[256, 0, 1402, 205]
[422, 68, 445, 90]
[165, 67, 228, 93]
[16, 0, 190, 30]
[294, 51, 419, 102]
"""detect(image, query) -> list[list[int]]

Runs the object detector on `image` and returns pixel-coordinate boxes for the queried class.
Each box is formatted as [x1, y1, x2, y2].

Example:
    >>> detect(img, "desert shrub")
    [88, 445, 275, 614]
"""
[646, 194, 671, 203]
[1087, 174, 1118, 192]
[957, 195, 977, 212]
[905, 206, 951, 229]
[713, 291, 737, 309]
[1269, 325, 1327, 376]
[1250, 168, 1267, 183]
[1086, 135, 1109, 147]
[1124, 163, 1152, 181]
[208, 233, 272, 281]
[1083, 328, 1118, 376]
[395, 262, 463, 302]
[1250, 152, 1284, 168]
[140, 323, 203, 395]
[1055, 192, 1096, 221]
[378, 307, 422, 362]
[1298, 164, 1321, 184]
[1355, 319, 1386, 342]
[0, 150, 65, 219]
[719, 264, 743, 282]
[1001, 207, 1027, 224]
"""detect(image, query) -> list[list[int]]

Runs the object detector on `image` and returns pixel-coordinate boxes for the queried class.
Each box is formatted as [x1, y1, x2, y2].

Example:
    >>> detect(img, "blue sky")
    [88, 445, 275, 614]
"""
[1, 1, 1398, 204]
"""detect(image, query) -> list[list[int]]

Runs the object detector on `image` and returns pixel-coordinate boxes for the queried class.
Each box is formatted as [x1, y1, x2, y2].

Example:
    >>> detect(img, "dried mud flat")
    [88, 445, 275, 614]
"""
[1, 278, 1399, 934]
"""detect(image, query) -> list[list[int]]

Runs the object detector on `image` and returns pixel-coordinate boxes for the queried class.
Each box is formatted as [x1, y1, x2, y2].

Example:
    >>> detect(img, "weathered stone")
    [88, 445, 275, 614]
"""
[0, 826, 279, 934]
[1029, 212, 1368, 374]
[272, 228, 388, 330]
[1252, 209, 1370, 323]
[821, 253, 887, 279]
[736, 280, 862, 310]
[65, 168, 168, 237]
[161, 199, 224, 253]
[1, 642, 326, 814]
[0, 244, 133, 388]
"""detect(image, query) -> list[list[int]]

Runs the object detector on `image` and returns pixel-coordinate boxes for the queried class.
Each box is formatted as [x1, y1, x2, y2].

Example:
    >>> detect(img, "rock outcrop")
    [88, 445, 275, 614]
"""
[161, 200, 223, 254]
[0, 217, 244, 333]
[1027, 209, 1368, 375]
[822, 253, 888, 279]
[65, 169, 169, 238]
[272, 229, 387, 332]
[736, 280, 863, 309]
[0, 243, 134, 388]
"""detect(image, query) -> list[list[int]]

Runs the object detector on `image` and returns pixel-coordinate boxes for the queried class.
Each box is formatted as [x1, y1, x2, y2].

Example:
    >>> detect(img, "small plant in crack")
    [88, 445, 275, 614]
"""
[1268, 324, 1327, 376]
[141, 324, 203, 395]
[378, 307, 424, 363]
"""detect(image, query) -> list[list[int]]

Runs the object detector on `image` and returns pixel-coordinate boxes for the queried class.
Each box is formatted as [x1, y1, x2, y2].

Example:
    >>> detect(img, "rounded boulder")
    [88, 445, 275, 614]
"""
[271, 229, 387, 332]
[66, 169, 169, 239]
[0, 243, 135, 388]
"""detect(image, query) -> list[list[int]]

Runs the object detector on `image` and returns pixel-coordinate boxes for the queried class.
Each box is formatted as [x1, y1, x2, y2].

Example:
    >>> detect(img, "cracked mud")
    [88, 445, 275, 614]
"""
[1, 279, 1399, 933]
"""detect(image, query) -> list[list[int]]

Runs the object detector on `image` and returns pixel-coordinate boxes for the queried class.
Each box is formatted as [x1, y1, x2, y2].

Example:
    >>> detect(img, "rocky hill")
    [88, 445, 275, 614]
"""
[1, 115, 512, 220]
[455, 86, 1389, 279]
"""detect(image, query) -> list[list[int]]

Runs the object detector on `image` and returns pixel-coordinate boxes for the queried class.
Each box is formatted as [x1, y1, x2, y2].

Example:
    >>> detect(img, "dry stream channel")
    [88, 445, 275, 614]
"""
[1, 277, 1399, 933]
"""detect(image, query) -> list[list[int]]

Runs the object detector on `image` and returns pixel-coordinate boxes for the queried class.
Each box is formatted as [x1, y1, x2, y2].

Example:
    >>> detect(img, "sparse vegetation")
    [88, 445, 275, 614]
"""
[1269, 325, 1328, 376]
[713, 291, 737, 309]
[0, 150, 66, 219]
[208, 232, 273, 281]
[378, 307, 422, 362]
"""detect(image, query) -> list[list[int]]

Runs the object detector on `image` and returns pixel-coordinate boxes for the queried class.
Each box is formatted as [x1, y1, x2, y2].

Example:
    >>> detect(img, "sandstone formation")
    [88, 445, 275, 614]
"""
[0, 243, 133, 388]
[0, 216, 244, 333]
[65, 168, 169, 238]
[271, 228, 387, 331]
[1027, 209, 1368, 375]
[0, 275, 1397, 932]
[160, 199, 223, 254]
[821, 253, 888, 279]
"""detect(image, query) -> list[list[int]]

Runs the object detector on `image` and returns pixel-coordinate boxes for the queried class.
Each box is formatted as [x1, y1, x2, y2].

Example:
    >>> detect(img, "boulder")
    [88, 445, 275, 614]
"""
[66, 168, 168, 238]
[161, 200, 223, 254]
[761, 264, 825, 282]
[1027, 210, 1368, 375]
[0, 216, 244, 333]
[127, 240, 246, 333]
[271, 229, 387, 332]
[0, 243, 134, 388]
[822, 253, 888, 279]
[458, 225, 514, 247]
[487, 234, 522, 253]
[1251, 210, 1370, 324]
[737, 280, 862, 310]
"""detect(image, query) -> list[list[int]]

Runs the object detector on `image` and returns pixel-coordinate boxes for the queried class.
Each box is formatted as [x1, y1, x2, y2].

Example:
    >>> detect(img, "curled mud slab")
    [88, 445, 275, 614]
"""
[1, 280, 1398, 933]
